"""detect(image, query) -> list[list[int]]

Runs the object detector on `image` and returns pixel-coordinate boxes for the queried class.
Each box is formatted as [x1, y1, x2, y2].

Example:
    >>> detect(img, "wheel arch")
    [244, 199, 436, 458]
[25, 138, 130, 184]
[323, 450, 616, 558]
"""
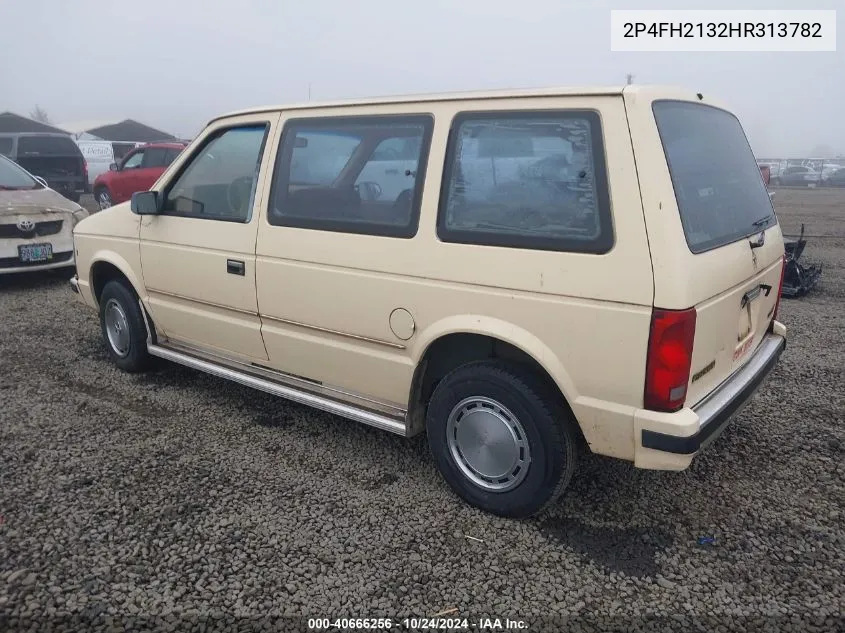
[89, 253, 144, 308]
[406, 316, 583, 442]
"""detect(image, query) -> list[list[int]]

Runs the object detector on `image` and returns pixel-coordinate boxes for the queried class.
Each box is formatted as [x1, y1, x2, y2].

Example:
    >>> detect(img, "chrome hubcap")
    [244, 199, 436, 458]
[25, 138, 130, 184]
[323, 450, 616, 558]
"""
[98, 192, 111, 209]
[446, 396, 531, 492]
[104, 299, 131, 357]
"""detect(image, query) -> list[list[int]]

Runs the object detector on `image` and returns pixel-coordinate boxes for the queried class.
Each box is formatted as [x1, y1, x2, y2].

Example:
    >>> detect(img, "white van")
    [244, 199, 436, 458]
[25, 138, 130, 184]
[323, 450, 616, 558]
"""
[74, 140, 142, 187]
[70, 85, 787, 518]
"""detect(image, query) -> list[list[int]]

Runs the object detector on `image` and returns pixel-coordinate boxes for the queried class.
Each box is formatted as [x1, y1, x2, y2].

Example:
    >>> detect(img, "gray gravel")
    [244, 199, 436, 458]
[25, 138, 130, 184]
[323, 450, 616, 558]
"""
[0, 192, 843, 632]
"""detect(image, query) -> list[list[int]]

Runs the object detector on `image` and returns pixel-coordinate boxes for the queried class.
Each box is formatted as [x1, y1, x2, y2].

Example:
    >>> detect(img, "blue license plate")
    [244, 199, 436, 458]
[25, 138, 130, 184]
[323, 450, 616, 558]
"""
[18, 243, 53, 263]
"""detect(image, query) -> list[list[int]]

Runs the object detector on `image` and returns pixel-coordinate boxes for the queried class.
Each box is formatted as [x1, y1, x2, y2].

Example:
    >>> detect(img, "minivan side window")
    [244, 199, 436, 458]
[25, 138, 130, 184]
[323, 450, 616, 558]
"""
[268, 115, 434, 238]
[438, 110, 613, 254]
[0, 138, 13, 156]
[161, 124, 269, 222]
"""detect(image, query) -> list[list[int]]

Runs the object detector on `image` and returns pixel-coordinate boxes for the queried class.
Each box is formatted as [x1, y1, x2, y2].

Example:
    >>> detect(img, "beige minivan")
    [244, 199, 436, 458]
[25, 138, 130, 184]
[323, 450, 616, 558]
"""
[70, 85, 787, 517]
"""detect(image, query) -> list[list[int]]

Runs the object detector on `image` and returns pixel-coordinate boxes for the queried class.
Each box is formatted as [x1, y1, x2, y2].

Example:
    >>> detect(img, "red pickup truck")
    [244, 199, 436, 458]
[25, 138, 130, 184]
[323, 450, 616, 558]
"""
[93, 141, 187, 210]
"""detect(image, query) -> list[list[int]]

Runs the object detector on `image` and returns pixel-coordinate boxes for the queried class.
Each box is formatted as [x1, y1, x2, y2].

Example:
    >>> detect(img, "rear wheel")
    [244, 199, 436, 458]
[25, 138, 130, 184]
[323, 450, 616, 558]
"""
[426, 360, 578, 518]
[98, 281, 152, 372]
[95, 187, 113, 210]
[67, 191, 81, 203]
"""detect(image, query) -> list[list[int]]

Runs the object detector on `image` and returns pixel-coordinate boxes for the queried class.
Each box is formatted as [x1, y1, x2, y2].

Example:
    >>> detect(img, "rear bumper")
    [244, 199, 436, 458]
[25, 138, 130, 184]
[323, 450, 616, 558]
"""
[633, 326, 786, 469]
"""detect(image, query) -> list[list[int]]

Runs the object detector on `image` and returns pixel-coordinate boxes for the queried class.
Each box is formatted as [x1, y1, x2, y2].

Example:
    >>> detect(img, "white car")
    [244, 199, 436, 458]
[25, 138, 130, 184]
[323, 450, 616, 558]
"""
[0, 154, 89, 274]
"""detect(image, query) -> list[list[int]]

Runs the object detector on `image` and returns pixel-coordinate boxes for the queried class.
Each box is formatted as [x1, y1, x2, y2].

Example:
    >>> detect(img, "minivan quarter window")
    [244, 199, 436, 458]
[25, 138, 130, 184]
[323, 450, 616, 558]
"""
[161, 124, 269, 222]
[438, 110, 613, 254]
[268, 114, 434, 238]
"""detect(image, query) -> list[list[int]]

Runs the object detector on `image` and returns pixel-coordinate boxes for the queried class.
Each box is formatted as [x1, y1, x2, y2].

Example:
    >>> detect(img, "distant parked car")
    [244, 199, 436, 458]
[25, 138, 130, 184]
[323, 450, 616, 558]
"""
[92, 142, 187, 210]
[776, 165, 821, 187]
[824, 168, 845, 187]
[0, 132, 87, 202]
[0, 154, 89, 274]
[75, 140, 143, 189]
[759, 164, 770, 186]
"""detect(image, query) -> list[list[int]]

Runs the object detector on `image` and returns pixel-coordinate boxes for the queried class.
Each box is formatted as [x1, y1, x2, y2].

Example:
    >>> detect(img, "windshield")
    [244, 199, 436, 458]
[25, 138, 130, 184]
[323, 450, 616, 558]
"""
[653, 100, 776, 254]
[0, 156, 40, 190]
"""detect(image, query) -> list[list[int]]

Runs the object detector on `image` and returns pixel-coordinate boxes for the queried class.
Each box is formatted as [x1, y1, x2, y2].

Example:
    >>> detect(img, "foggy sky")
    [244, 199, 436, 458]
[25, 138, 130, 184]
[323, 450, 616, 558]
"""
[1, 0, 842, 157]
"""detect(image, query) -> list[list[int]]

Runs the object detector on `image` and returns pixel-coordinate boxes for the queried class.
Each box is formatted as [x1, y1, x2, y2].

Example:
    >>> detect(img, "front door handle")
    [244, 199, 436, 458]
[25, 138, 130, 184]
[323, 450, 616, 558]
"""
[227, 259, 245, 276]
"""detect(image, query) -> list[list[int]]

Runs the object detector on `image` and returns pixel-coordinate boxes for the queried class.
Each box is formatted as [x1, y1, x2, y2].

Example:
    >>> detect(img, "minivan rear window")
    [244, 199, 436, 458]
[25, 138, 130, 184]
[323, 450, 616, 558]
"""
[17, 136, 81, 157]
[653, 101, 776, 254]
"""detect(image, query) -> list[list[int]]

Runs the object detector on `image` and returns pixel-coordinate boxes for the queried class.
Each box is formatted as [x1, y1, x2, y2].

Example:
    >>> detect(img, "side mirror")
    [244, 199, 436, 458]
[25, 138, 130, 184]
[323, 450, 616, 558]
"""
[131, 191, 160, 215]
[109, 163, 119, 172]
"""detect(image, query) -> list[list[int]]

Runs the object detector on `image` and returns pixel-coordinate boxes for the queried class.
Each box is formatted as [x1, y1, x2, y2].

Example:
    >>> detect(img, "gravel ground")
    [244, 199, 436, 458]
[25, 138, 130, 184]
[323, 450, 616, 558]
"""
[1, 191, 843, 632]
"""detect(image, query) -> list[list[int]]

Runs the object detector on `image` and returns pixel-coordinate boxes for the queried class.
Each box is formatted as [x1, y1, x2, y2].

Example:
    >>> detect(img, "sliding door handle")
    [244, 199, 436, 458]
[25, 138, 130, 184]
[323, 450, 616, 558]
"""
[226, 259, 245, 276]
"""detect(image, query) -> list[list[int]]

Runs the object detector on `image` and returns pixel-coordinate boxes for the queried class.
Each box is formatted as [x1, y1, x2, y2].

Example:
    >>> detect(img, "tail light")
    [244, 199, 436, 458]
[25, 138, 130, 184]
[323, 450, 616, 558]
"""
[82, 159, 88, 181]
[644, 307, 697, 412]
[772, 253, 786, 323]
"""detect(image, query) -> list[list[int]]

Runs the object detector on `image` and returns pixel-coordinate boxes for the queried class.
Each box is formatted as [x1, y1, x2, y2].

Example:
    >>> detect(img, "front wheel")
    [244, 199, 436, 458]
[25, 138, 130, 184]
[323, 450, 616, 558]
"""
[426, 361, 578, 518]
[99, 281, 153, 372]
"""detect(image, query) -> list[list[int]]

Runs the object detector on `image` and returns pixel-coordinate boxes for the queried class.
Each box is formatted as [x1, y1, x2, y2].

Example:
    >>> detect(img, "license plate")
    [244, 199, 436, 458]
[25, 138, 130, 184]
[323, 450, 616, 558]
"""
[18, 243, 53, 263]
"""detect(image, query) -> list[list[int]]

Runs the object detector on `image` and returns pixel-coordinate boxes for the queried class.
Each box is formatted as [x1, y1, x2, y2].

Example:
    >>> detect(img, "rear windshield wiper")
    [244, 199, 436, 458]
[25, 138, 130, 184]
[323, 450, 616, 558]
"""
[751, 214, 773, 228]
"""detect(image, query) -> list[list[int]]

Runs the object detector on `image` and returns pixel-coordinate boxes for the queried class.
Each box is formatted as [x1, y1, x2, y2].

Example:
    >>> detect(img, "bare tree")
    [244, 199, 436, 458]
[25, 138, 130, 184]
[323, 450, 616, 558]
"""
[30, 105, 51, 124]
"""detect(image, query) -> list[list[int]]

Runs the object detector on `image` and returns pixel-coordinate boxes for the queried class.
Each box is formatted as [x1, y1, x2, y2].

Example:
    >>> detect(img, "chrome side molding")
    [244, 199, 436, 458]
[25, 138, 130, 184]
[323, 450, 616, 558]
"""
[146, 342, 409, 436]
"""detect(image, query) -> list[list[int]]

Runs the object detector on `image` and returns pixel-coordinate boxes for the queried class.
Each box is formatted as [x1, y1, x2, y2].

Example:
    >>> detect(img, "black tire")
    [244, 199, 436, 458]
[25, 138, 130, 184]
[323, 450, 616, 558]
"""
[426, 360, 578, 518]
[67, 191, 81, 203]
[98, 280, 153, 373]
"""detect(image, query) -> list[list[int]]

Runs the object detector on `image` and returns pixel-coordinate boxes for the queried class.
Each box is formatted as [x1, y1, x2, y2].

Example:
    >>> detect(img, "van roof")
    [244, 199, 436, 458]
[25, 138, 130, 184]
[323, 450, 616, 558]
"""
[207, 84, 700, 126]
